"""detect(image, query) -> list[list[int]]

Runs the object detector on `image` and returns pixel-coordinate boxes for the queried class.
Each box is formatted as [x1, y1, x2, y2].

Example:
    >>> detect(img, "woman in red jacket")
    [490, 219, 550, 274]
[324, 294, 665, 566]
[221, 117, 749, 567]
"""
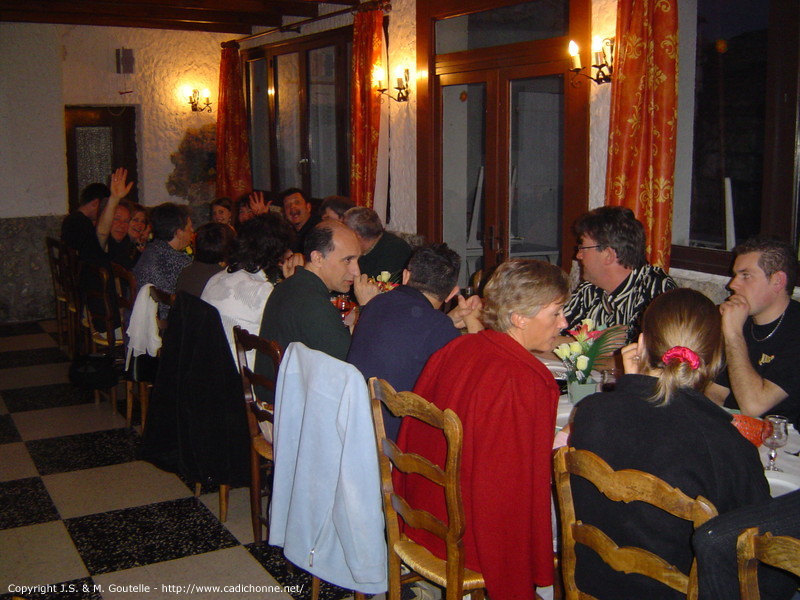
[396, 259, 569, 600]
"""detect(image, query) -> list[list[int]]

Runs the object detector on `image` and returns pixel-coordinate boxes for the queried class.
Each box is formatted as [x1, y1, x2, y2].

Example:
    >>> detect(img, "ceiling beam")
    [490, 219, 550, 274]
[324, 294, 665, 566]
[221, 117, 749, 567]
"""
[0, 10, 256, 34]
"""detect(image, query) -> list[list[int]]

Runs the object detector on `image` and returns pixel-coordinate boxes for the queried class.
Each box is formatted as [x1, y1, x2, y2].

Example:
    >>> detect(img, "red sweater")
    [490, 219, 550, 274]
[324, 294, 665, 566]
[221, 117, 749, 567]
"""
[395, 329, 559, 599]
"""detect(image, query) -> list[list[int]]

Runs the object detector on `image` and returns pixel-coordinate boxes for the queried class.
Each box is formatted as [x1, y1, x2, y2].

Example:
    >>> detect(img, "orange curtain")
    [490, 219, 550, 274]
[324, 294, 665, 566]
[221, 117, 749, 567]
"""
[605, 0, 679, 269]
[215, 41, 252, 200]
[350, 9, 383, 208]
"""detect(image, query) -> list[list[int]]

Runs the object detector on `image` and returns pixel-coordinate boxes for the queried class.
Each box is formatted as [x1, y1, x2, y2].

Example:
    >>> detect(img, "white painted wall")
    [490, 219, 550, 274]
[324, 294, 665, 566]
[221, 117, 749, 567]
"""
[0, 22, 227, 218]
[0, 24, 67, 218]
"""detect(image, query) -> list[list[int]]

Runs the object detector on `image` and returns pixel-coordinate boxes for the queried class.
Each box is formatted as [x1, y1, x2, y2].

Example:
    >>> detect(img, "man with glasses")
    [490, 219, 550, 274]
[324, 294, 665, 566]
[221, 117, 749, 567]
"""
[564, 206, 676, 343]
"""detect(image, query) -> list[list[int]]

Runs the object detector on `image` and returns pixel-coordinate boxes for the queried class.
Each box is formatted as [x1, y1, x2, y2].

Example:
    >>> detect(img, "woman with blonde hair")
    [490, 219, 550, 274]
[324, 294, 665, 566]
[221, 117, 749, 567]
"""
[396, 259, 569, 600]
[568, 288, 769, 600]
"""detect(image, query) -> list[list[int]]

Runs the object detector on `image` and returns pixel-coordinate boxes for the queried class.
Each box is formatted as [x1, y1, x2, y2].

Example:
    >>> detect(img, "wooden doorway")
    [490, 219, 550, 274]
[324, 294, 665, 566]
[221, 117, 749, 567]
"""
[65, 106, 138, 212]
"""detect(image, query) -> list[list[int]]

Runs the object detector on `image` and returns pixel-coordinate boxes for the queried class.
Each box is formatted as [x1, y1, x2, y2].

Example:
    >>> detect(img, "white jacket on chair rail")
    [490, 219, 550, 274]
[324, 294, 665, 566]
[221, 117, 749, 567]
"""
[269, 342, 388, 593]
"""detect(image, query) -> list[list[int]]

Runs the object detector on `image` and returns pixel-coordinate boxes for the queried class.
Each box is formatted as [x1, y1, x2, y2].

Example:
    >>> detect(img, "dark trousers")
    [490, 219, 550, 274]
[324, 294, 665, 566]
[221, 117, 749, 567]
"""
[693, 490, 800, 600]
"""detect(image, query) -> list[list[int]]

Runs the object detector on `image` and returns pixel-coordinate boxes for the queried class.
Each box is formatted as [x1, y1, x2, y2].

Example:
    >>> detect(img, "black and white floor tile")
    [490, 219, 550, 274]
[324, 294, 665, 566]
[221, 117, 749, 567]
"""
[0, 321, 372, 600]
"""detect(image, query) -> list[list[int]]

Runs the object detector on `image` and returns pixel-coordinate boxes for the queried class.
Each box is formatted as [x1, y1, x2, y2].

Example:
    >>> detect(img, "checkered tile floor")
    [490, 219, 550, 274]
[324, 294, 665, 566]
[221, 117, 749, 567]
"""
[0, 321, 364, 600]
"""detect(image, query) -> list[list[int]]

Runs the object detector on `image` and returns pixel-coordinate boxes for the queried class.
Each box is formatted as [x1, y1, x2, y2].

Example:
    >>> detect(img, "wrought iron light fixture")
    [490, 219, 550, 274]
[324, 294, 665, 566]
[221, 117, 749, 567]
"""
[376, 68, 410, 103]
[188, 88, 212, 112]
[568, 37, 614, 86]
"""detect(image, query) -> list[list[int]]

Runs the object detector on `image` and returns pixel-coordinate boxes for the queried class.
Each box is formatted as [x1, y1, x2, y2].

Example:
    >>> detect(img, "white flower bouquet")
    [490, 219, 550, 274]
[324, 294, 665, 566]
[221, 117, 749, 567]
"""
[554, 319, 626, 383]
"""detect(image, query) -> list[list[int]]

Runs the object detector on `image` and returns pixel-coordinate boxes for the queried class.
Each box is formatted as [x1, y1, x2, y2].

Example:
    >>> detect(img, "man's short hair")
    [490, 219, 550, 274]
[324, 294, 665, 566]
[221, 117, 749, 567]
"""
[150, 202, 190, 242]
[80, 183, 110, 206]
[280, 188, 308, 205]
[303, 222, 336, 261]
[343, 207, 383, 240]
[733, 237, 798, 293]
[574, 206, 646, 269]
[194, 222, 235, 264]
[319, 195, 355, 219]
[407, 244, 461, 302]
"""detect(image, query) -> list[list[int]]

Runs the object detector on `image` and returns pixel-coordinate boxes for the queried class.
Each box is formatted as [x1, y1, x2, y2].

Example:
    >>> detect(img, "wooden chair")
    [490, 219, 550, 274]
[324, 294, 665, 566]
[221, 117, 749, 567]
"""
[368, 377, 486, 600]
[58, 242, 84, 358]
[130, 285, 174, 431]
[737, 527, 800, 600]
[45, 237, 69, 351]
[110, 263, 141, 427]
[81, 262, 124, 409]
[553, 446, 718, 600]
[232, 325, 282, 544]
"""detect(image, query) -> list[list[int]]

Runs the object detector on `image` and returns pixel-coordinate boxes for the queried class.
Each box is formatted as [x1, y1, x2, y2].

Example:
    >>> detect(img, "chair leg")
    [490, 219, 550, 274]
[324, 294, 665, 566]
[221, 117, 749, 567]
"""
[219, 484, 229, 522]
[354, 593, 365, 600]
[125, 381, 134, 428]
[140, 382, 150, 431]
[250, 449, 263, 543]
[311, 576, 321, 600]
[194, 483, 202, 497]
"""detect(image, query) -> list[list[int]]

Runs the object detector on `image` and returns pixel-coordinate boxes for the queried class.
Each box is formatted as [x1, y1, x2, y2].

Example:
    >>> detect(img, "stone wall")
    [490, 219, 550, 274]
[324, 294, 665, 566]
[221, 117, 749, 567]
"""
[0, 216, 63, 322]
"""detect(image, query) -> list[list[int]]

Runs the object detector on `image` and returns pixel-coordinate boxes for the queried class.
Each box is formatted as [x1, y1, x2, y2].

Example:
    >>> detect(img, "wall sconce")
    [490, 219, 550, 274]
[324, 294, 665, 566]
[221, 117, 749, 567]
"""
[187, 88, 212, 112]
[568, 37, 614, 86]
[375, 67, 410, 103]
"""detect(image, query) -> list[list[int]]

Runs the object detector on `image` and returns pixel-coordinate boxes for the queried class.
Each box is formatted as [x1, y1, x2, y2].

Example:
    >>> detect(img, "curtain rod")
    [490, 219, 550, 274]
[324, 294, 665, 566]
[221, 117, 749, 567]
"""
[225, 0, 391, 46]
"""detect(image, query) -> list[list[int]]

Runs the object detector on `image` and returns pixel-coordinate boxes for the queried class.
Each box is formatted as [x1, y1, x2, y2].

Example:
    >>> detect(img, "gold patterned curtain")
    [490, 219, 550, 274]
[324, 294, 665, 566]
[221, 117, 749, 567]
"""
[605, 0, 679, 269]
[350, 8, 383, 208]
[215, 41, 252, 200]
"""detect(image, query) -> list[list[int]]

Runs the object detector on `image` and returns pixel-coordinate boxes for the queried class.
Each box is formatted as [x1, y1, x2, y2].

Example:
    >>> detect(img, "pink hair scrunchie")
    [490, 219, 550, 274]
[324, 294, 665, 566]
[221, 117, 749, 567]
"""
[661, 346, 701, 370]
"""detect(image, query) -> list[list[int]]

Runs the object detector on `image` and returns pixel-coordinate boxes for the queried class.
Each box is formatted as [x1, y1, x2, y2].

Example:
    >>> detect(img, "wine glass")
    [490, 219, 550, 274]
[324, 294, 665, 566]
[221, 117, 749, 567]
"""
[762, 415, 789, 471]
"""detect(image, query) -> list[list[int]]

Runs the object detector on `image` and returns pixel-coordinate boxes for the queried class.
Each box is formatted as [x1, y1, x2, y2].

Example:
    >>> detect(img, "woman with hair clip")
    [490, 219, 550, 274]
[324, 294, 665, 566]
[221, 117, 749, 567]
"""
[567, 288, 770, 600]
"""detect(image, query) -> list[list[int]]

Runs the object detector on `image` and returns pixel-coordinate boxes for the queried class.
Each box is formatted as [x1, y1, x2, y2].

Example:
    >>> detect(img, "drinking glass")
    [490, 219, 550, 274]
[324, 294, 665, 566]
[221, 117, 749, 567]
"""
[762, 415, 789, 471]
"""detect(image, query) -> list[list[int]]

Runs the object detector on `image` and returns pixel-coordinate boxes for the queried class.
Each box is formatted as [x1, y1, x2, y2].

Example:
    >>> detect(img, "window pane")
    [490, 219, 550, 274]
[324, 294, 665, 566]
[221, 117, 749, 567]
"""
[508, 76, 563, 264]
[435, 1, 568, 55]
[689, 0, 769, 249]
[275, 52, 302, 190]
[308, 45, 338, 198]
[441, 83, 486, 288]
[248, 58, 271, 191]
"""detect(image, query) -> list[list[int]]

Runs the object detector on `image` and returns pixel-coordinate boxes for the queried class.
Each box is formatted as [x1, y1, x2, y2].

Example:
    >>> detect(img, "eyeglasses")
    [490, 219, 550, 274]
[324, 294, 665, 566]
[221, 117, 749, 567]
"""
[575, 244, 601, 253]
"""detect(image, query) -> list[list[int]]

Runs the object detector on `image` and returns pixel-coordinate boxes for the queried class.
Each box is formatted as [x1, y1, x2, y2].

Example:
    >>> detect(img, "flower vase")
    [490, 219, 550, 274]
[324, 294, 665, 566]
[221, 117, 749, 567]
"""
[567, 379, 598, 405]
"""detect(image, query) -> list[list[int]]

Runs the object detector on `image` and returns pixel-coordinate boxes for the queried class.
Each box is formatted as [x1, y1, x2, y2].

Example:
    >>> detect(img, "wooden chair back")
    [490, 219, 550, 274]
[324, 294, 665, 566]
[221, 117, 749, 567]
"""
[148, 286, 175, 334]
[82, 262, 120, 351]
[368, 377, 485, 600]
[111, 263, 137, 323]
[232, 325, 282, 544]
[737, 527, 800, 600]
[553, 446, 718, 600]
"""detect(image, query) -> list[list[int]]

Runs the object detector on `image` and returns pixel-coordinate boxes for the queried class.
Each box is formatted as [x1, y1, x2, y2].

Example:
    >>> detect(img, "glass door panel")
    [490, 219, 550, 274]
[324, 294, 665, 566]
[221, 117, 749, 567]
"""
[508, 75, 563, 265]
[441, 82, 487, 287]
[275, 52, 302, 190]
[248, 58, 271, 190]
[308, 46, 338, 198]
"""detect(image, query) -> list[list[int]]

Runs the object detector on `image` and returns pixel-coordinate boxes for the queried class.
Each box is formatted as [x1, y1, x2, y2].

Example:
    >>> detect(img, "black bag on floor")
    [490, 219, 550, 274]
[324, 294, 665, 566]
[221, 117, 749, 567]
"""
[69, 353, 119, 390]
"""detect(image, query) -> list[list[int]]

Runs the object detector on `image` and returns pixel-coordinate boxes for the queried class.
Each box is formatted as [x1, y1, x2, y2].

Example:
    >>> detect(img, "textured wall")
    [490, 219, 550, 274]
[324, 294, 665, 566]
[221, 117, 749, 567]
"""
[59, 25, 229, 208]
[589, 0, 617, 209]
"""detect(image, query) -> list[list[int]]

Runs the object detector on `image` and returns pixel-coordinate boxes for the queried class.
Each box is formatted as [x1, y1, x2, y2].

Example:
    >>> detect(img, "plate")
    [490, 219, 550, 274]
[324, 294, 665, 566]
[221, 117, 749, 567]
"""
[765, 470, 800, 497]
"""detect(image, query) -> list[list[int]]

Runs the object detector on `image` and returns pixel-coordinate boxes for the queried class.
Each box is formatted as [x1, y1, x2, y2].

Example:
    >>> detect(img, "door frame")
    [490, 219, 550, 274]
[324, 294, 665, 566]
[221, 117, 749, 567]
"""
[64, 106, 139, 212]
[416, 0, 590, 268]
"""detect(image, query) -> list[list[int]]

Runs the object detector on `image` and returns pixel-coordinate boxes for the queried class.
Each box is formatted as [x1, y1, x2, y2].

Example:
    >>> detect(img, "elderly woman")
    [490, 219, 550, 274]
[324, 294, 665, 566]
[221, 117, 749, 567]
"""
[396, 259, 569, 600]
[201, 213, 294, 364]
[569, 288, 770, 600]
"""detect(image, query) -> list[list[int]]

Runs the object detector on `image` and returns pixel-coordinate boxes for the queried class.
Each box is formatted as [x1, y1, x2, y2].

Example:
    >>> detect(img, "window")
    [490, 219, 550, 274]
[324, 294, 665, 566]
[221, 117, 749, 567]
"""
[672, 0, 799, 273]
[242, 27, 351, 199]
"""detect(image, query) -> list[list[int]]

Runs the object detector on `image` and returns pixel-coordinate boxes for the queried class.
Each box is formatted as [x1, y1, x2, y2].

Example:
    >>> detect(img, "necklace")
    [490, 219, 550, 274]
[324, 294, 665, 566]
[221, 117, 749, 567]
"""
[750, 310, 786, 343]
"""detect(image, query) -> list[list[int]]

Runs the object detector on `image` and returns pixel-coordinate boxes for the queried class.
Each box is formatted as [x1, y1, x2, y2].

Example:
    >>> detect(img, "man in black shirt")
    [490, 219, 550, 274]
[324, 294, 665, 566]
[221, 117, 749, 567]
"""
[708, 238, 800, 428]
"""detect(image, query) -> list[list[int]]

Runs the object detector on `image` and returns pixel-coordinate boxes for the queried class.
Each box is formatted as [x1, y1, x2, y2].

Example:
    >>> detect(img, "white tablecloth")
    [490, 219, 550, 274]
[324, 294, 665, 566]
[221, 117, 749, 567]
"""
[555, 394, 800, 497]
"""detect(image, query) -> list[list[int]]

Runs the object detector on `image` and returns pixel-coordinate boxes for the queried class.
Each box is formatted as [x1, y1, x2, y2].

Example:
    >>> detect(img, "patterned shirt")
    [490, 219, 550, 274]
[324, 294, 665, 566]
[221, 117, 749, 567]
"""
[133, 239, 192, 318]
[563, 264, 677, 343]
